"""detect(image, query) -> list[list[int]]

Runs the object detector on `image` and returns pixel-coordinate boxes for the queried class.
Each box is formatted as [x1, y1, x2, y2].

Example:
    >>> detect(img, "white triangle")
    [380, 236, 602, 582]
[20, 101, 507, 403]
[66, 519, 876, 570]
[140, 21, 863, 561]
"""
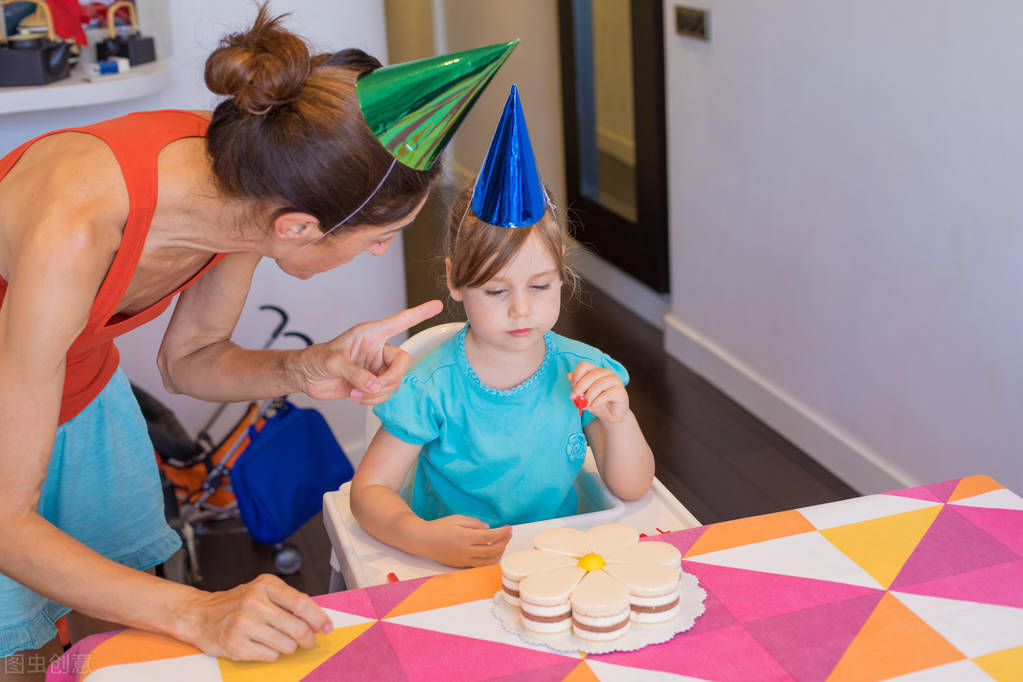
[586, 658, 711, 681]
[80, 654, 220, 681]
[891, 591, 1023, 658]
[798, 494, 941, 530]
[385, 597, 584, 658]
[686, 531, 884, 589]
[950, 488, 1023, 512]
[323, 606, 376, 630]
[883, 658, 993, 681]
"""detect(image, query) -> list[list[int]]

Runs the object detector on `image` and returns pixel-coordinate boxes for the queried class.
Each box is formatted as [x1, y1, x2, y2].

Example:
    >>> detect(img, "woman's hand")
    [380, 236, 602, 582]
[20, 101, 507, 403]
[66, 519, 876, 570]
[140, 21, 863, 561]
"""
[422, 515, 511, 568]
[297, 300, 442, 404]
[176, 574, 333, 662]
[569, 361, 630, 423]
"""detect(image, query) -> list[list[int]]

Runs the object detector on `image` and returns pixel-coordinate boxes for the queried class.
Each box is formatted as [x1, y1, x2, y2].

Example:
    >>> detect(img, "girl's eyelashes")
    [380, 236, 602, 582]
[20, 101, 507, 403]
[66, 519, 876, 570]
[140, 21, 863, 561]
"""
[482, 281, 554, 296]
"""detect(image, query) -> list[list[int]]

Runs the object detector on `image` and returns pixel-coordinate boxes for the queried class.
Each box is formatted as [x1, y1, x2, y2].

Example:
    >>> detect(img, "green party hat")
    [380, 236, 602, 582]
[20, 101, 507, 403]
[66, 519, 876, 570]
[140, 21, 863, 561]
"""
[356, 40, 518, 170]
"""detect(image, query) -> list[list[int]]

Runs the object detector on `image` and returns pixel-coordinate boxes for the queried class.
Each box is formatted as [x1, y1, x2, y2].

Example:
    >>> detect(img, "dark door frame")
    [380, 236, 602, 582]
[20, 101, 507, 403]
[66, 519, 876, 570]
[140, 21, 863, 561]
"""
[558, 0, 669, 293]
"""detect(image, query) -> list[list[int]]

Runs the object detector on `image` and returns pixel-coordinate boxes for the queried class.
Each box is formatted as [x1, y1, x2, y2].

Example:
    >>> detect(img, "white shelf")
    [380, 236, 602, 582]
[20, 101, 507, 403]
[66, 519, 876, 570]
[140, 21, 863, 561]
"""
[0, 59, 170, 115]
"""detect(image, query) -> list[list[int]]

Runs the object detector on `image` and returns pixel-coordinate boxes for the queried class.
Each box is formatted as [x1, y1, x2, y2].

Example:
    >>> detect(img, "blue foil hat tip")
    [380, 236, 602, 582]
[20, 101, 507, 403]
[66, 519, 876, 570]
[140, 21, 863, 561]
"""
[471, 84, 547, 228]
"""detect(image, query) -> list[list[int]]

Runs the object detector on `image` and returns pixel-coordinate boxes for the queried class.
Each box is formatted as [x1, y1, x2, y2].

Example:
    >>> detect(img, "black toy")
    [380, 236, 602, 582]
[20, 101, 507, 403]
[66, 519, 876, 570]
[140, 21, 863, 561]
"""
[95, 0, 154, 66]
[0, 0, 72, 87]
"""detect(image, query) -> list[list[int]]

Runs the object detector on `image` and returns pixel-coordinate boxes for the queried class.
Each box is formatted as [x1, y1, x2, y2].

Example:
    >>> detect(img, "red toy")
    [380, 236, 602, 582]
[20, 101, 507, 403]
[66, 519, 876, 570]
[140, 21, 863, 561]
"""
[572, 395, 588, 416]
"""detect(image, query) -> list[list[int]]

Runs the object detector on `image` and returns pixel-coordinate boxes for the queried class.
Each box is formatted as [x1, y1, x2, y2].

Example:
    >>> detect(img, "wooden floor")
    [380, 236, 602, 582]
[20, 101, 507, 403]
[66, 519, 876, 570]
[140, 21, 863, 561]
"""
[191, 190, 857, 596]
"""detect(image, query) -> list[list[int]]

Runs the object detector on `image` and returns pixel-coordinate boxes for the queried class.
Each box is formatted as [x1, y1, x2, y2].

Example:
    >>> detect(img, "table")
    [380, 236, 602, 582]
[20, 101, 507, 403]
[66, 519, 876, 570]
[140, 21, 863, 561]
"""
[47, 475, 1023, 681]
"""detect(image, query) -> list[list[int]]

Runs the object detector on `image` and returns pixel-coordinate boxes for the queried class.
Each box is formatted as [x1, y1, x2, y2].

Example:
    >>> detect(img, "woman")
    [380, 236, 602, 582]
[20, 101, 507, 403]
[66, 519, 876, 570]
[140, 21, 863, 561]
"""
[0, 6, 511, 673]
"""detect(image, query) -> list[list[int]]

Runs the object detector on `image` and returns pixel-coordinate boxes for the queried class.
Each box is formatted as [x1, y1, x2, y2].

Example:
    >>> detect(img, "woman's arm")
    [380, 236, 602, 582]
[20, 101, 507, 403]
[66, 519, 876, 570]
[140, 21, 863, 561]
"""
[572, 362, 655, 500]
[0, 178, 328, 663]
[158, 261, 442, 405]
[350, 428, 510, 567]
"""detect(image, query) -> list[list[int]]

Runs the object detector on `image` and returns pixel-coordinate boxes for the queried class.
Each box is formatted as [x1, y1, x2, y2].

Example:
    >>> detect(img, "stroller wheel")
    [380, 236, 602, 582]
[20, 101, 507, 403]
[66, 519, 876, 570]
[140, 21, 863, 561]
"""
[273, 543, 303, 575]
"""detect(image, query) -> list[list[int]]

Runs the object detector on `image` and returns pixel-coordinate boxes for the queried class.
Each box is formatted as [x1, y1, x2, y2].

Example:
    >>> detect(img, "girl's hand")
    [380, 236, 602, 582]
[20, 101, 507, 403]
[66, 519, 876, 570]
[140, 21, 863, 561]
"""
[297, 300, 442, 404]
[176, 574, 332, 662]
[422, 515, 511, 568]
[569, 361, 630, 424]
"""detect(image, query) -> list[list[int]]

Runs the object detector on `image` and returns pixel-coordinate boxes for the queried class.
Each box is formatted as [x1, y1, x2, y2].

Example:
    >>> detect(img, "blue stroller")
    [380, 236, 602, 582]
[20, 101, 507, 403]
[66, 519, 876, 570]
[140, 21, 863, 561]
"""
[136, 305, 354, 582]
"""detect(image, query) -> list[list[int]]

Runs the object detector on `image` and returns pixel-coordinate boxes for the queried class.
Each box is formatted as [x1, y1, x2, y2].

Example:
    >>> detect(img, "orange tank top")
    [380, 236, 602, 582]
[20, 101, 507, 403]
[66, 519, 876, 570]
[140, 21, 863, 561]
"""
[0, 110, 227, 423]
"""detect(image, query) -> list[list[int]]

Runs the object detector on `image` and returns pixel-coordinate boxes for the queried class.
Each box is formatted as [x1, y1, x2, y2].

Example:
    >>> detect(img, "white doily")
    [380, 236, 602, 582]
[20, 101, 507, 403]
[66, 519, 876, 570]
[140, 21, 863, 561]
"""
[492, 570, 707, 654]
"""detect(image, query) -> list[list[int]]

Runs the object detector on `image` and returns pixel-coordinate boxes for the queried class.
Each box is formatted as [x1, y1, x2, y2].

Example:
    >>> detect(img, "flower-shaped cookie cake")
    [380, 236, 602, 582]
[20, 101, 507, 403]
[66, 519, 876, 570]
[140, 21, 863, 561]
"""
[499, 524, 683, 642]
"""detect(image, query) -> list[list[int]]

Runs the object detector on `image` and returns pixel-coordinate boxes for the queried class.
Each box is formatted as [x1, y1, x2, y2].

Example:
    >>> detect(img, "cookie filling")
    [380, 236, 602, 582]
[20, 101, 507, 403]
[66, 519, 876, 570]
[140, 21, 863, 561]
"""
[631, 596, 680, 614]
[522, 609, 571, 623]
[572, 615, 630, 633]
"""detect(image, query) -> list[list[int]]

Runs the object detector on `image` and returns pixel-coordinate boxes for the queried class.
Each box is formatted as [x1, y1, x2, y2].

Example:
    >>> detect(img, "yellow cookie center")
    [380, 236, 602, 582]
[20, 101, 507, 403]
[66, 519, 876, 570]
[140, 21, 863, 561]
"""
[577, 553, 606, 572]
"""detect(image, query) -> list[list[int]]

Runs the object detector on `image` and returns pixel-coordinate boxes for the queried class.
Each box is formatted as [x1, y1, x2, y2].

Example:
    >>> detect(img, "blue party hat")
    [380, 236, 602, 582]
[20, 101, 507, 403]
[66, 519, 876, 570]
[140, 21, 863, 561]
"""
[471, 85, 547, 228]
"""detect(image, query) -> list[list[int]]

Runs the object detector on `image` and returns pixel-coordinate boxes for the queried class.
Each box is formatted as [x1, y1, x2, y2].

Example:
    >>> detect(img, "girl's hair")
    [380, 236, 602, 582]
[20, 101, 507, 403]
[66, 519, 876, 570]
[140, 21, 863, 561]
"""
[445, 187, 579, 296]
[204, 4, 440, 233]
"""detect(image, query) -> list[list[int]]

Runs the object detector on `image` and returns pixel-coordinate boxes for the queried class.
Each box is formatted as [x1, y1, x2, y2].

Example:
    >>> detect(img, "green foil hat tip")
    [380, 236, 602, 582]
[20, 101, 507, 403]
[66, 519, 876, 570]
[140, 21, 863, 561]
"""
[356, 39, 519, 171]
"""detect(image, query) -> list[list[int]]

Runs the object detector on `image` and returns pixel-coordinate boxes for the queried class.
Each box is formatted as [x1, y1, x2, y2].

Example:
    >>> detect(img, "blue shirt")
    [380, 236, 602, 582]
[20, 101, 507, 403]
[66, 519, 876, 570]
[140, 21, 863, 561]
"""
[373, 324, 629, 528]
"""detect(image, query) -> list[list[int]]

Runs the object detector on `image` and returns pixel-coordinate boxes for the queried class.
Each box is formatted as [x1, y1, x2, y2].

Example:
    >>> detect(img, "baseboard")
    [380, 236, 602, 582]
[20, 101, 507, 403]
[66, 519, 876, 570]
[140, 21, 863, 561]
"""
[663, 313, 917, 494]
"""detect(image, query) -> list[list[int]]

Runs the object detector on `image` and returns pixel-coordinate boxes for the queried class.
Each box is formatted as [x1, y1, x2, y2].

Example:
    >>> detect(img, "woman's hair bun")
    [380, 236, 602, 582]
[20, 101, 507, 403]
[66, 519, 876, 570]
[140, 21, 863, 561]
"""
[204, 3, 311, 115]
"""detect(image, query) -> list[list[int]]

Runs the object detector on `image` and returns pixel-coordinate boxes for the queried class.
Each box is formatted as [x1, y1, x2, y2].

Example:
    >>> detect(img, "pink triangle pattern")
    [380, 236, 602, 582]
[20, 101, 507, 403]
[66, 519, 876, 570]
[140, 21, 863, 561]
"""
[592, 624, 793, 681]
[380, 621, 576, 682]
[885, 484, 947, 503]
[925, 480, 962, 502]
[651, 525, 707, 556]
[951, 506, 1023, 557]
[680, 587, 740, 635]
[370, 576, 430, 619]
[744, 593, 884, 682]
[895, 559, 1023, 609]
[486, 661, 582, 682]
[301, 622, 403, 681]
[685, 562, 881, 623]
[47, 630, 122, 682]
[890, 505, 1021, 589]
[314, 588, 378, 620]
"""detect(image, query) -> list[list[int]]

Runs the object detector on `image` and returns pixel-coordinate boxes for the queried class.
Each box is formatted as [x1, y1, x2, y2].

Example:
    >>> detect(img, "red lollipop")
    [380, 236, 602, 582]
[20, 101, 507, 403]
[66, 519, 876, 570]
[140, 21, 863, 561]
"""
[572, 395, 588, 416]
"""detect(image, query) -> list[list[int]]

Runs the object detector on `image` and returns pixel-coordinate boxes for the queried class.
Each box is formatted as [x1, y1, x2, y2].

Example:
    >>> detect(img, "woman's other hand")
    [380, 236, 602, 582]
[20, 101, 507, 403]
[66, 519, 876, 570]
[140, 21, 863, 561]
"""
[176, 574, 332, 662]
[422, 515, 511, 568]
[298, 299, 442, 403]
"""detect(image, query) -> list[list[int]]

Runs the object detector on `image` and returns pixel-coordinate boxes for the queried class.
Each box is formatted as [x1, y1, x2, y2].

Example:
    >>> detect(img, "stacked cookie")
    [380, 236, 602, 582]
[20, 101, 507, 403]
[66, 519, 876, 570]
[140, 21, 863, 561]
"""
[499, 524, 683, 643]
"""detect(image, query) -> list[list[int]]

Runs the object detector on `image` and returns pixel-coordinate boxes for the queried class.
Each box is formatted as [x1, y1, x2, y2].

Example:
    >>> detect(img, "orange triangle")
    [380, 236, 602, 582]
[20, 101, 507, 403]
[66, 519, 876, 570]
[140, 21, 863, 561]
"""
[974, 645, 1023, 681]
[821, 505, 942, 588]
[828, 592, 964, 681]
[218, 621, 374, 682]
[949, 475, 1003, 502]
[86, 630, 200, 672]
[685, 509, 814, 556]
[562, 660, 600, 682]
[385, 564, 501, 618]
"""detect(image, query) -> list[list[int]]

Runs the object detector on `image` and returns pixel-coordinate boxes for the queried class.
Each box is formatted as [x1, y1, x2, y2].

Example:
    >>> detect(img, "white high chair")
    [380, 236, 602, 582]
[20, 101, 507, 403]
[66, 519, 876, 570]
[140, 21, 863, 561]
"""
[322, 323, 701, 591]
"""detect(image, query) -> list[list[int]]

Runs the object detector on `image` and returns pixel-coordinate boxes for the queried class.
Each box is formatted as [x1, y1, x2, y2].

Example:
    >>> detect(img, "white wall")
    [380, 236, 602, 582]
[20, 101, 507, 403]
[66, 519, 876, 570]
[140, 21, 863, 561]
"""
[1, 0, 401, 463]
[663, 1, 1023, 493]
[437, 1, 566, 203]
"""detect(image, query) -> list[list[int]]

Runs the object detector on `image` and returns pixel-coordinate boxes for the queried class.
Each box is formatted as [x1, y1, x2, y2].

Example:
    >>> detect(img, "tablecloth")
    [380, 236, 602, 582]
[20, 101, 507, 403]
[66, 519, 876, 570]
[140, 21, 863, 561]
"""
[46, 474, 1023, 681]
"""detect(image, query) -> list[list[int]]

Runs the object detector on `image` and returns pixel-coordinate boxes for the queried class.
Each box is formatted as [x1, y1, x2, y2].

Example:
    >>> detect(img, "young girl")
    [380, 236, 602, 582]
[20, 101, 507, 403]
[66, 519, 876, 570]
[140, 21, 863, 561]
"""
[350, 86, 654, 568]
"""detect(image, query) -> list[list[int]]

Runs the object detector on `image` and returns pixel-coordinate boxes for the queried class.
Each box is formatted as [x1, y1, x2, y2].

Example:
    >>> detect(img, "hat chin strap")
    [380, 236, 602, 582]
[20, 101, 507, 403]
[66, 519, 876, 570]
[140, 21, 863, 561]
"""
[280, 157, 398, 260]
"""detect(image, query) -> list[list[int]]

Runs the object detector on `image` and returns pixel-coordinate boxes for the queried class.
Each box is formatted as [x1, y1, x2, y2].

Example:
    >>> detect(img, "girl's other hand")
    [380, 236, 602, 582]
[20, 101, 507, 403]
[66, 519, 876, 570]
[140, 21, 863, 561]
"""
[176, 574, 332, 662]
[569, 361, 630, 423]
[297, 300, 442, 403]
[422, 515, 511, 568]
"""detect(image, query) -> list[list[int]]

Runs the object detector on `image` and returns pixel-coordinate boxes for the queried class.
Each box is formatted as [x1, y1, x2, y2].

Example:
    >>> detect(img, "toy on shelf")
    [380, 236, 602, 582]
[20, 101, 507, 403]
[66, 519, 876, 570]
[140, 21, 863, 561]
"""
[95, 0, 153, 66]
[0, 0, 72, 87]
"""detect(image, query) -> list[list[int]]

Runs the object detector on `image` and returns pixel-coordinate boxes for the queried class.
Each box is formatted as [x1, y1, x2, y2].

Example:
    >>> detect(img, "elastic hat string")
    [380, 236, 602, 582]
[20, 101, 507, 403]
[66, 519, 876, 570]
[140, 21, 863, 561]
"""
[280, 157, 398, 260]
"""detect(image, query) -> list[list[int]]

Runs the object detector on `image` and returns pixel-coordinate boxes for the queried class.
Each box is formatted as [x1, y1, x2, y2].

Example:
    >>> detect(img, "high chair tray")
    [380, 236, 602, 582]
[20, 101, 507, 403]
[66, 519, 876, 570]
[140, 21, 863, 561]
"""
[323, 453, 701, 589]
